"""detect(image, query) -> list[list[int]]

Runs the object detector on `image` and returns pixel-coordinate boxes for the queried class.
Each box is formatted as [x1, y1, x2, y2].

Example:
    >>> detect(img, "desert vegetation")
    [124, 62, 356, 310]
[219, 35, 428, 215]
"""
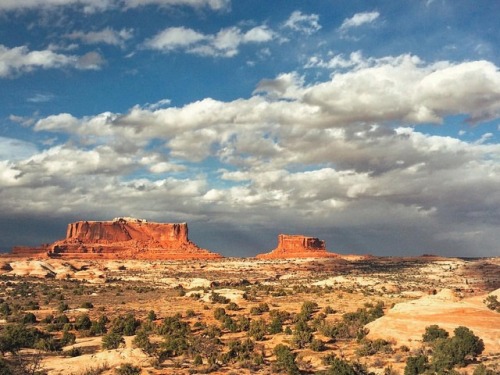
[0, 256, 498, 374]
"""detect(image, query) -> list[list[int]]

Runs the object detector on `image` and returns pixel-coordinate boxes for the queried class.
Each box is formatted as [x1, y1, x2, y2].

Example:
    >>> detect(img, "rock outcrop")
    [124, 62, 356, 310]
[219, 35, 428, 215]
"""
[11, 218, 221, 260]
[256, 234, 338, 259]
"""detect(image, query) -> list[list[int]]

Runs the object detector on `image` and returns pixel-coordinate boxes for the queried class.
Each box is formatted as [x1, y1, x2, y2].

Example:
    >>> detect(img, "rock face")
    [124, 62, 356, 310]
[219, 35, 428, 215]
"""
[256, 234, 338, 259]
[11, 218, 221, 260]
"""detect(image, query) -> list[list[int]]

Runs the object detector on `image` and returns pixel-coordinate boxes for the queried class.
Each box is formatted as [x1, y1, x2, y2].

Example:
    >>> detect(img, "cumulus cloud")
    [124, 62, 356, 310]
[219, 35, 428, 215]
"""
[283, 11, 321, 35]
[65, 27, 133, 47]
[0, 0, 230, 13]
[339, 11, 380, 31]
[144, 25, 275, 57]
[0, 45, 104, 78]
[0, 137, 39, 161]
[3, 54, 499, 256]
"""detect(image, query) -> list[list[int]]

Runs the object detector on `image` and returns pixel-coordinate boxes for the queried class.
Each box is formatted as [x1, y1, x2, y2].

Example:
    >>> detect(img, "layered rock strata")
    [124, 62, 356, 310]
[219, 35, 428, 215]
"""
[256, 234, 338, 259]
[11, 218, 221, 260]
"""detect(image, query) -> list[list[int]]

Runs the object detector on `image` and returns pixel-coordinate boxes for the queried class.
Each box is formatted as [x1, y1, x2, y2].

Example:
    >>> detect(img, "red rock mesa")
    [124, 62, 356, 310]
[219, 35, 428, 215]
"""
[11, 217, 221, 260]
[256, 234, 338, 259]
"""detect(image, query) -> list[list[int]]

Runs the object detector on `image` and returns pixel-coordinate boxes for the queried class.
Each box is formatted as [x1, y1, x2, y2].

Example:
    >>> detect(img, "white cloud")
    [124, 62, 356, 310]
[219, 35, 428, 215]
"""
[0, 137, 39, 161]
[27, 93, 55, 103]
[283, 11, 321, 35]
[3, 54, 499, 256]
[339, 11, 380, 31]
[0, 45, 104, 78]
[144, 24, 275, 57]
[0, 0, 230, 12]
[144, 27, 207, 50]
[65, 27, 133, 47]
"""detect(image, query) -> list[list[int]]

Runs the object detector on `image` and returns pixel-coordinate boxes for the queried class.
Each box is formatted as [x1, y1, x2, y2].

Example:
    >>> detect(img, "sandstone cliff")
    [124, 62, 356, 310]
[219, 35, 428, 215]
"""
[256, 234, 338, 259]
[11, 218, 221, 260]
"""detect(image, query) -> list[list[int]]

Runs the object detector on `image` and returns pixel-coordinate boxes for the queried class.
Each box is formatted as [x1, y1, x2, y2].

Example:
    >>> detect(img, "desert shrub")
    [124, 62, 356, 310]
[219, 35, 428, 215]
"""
[0, 302, 11, 316]
[226, 302, 239, 311]
[300, 301, 318, 319]
[115, 363, 141, 375]
[157, 315, 190, 337]
[75, 314, 92, 330]
[268, 315, 283, 334]
[147, 310, 157, 321]
[111, 313, 140, 336]
[185, 309, 196, 317]
[473, 364, 497, 375]
[35, 336, 62, 352]
[60, 329, 76, 346]
[160, 335, 189, 358]
[54, 314, 70, 324]
[310, 338, 326, 352]
[65, 347, 82, 357]
[404, 355, 428, 375]
[210, 292, 229, 304]
[81, 302, 94, 309]
[42, 314, 54, 324]
[221, 315, 238, 332]
[248, 319, 267, 341]
[431, 326, 484, 371]
[0, 324, 45, 354]
[58, 302, 69, 313]
[273, 344, 300, 375]
[213, 307, 226, 321]
[484, 295, 500, 312]
[0, 357, 13, 375]
[102, 331, 124, 350]
[25, 300, 40, 310]
[193, 354, 203, 366]
[237, 315, 250, 332]
[422, 325, 449, 343]
[323, 305, 335, 314]
[132, 328, 155, 355]
[21, 312, 37, 324]
[320, 354, 372, 375]
[356, 339, 393, 356]
[291, 319, 312, 349]
[90, 318, 108, 336]
[204, 324, 222, 339]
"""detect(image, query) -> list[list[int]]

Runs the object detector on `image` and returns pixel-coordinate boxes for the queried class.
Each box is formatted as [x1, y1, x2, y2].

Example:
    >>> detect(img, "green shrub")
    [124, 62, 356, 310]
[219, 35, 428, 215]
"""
[0, 324, 45, 354]
[422, 325, 449, 343]
[226, 302, 239, 311]
[102, 331, 124, 350]
[248, 319, 267, 341]
[484, 295, 500, 312]
[75, 314, 92, 330]
[404, 355, 428, 375]
[310, 338, 326, 352]
[60, 329, 76, 346]
[111, 313, 140, 336]
[431, 326, 484, 371]
[21, 312, 37, 324]
[273, 344, 300, 375]
[473, 364, 497, 375]
[213, 307, 226, 321]
[115, 363, 141, 375]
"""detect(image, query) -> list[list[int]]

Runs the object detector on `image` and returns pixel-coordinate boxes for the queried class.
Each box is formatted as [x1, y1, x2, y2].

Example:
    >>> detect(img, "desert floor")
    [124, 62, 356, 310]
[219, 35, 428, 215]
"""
[0, 255, 499, 374]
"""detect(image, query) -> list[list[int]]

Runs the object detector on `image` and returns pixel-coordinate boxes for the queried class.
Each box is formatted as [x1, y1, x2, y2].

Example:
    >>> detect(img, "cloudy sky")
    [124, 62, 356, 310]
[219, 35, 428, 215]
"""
[0, 0, 499, 257]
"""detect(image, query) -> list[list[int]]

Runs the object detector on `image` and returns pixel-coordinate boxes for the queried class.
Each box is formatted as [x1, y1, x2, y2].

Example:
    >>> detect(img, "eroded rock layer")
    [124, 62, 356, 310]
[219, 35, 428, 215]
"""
[11, 218, 221, 260]
[256, 234, 338, 259]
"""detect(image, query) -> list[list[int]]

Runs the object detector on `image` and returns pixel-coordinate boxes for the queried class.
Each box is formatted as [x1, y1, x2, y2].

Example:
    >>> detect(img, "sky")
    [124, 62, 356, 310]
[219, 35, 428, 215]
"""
[0, 0, 499, 257]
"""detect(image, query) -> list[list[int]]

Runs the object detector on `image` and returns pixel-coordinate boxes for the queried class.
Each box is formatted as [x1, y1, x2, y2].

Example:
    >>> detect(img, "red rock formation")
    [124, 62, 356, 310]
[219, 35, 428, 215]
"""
[256, 234, 338, 259]
[11, 218, 221, 260]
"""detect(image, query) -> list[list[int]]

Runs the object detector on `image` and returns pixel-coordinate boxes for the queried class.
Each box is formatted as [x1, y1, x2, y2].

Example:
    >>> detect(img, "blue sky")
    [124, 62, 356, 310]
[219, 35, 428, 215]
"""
[0, 0, 499, 257]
